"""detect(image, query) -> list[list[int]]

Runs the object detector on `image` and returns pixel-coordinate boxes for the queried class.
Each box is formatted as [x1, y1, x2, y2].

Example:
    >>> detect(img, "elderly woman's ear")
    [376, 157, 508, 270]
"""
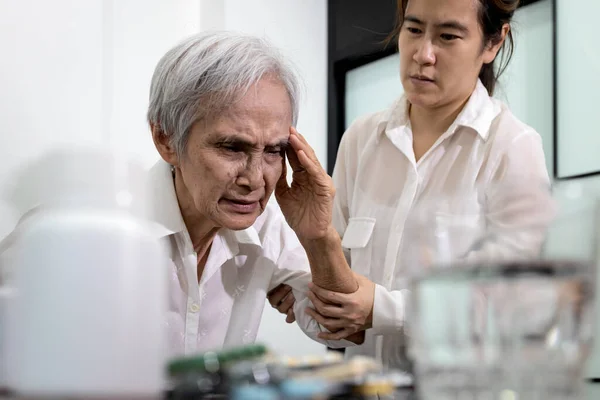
[151, 123, 179, 166]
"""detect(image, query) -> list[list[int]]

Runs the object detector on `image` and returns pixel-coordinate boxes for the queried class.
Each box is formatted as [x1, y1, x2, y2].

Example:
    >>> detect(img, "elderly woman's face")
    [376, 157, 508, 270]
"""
[178, 77, 292, 231]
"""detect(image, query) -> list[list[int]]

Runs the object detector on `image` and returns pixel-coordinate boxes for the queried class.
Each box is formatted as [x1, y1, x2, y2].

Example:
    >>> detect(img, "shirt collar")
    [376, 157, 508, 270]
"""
[453, 79, 501, 140]
[220, 228, 262, 260]
[147, 159, 186, 237]
[377, 79, 501, 142]
[147, 159, 262, 248]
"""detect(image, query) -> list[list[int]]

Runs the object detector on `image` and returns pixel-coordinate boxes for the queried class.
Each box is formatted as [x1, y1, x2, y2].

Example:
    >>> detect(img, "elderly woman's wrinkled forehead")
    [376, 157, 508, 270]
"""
[189, 77, 293, 153]
[147, 31, 301, 156]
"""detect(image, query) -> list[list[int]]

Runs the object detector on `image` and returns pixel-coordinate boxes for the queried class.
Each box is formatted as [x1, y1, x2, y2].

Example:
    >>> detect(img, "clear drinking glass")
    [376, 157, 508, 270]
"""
[404, 182, 599, 400]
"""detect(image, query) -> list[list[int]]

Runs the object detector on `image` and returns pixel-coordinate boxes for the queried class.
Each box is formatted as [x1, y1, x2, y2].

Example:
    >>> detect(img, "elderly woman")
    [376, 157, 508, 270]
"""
[146, 31, 360, 356]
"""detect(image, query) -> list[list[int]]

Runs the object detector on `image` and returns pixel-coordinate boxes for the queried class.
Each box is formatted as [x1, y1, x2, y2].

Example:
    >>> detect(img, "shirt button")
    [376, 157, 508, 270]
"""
[189, 303, 200, 313]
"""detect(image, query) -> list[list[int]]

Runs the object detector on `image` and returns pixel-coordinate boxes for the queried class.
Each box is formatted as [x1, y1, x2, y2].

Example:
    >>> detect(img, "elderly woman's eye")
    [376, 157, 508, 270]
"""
[221, 144, 243, 152]
[264, 145, 285, 157]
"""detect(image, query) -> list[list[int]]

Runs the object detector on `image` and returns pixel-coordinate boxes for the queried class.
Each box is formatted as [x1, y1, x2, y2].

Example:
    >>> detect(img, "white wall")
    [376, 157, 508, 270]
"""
[0, 0, 200, 239]
[0, 0, 104, 239]
[108, 0, 202, 169]
[345, 54, 401, 129]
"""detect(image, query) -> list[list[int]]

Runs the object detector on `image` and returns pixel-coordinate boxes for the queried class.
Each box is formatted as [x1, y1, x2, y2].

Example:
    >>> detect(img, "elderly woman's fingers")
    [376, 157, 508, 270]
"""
[288, 133, 322, 177]
[277, 291, 296, 314]
[267, 284, 293, 309]
[290, 127, 322, 168]
[286, 308, 296, 323]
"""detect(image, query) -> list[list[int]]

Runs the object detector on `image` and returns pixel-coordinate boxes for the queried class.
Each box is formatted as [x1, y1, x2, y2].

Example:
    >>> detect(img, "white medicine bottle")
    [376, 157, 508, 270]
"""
[2, 148, 169, 399]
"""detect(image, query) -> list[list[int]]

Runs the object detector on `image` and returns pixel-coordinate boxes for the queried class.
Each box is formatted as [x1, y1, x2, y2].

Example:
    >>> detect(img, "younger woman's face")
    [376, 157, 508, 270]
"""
[398, 0, 505, 110]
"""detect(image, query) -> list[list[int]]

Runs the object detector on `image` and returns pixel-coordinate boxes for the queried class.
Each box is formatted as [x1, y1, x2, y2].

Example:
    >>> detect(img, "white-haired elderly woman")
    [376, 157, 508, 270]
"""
[146, 31, 364, 356]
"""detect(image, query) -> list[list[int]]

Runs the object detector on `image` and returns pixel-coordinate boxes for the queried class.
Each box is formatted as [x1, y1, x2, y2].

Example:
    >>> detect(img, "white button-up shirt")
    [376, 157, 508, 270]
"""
[332, 80, 550, 369]
[148, 161, 350, 357]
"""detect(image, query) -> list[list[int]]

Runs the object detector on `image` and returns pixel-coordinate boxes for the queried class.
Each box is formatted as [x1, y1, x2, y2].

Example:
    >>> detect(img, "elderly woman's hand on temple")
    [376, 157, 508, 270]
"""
[275, 127, 335, 243]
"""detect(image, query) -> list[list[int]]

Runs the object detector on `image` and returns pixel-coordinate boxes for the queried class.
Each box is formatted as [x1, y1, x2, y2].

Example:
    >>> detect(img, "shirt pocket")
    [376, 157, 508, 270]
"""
[341, 217, 376, 276]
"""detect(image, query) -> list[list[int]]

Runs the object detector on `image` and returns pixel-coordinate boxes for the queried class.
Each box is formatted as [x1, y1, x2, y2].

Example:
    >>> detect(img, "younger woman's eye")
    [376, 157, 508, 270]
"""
[441, 33, 460, 41]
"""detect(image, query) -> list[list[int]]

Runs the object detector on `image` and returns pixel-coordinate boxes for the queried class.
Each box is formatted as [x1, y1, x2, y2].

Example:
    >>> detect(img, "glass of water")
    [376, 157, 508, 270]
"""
[404, 182, 599, 400]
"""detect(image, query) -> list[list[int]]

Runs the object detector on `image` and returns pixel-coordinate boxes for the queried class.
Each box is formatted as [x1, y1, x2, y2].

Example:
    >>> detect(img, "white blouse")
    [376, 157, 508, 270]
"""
[332, 80, 551, 369]
[148, 160, 352, 357]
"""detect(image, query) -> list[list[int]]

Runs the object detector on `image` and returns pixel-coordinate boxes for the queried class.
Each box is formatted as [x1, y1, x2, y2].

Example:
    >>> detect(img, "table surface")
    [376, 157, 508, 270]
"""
[1, 383, 599, 399]
[391, 382, 600, 399]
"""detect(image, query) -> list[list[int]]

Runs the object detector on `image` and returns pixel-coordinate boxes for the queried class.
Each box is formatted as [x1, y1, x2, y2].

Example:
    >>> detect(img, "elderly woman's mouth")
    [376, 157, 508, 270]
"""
[220, 198, 260, 213]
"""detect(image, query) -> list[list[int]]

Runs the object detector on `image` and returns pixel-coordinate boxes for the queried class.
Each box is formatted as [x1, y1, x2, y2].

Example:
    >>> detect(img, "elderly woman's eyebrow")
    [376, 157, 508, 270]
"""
[214, 135, 289, 150]
[267, 139, 290, 150]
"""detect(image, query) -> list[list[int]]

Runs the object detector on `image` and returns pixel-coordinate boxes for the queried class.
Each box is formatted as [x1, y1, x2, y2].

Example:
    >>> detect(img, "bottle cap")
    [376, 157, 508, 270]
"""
[167, 344, 268, 377]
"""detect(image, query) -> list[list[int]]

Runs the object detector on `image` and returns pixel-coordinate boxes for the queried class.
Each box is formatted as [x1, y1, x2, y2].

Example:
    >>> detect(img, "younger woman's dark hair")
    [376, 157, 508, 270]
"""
[387, 0, 520, 96]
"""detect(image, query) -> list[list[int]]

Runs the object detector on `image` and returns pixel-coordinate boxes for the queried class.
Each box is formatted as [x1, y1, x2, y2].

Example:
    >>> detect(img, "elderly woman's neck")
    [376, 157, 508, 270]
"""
[173, 167, 220, 257]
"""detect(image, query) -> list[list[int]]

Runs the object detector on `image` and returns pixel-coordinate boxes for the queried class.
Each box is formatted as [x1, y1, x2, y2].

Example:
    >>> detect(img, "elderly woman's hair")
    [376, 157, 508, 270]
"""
[147, 31, 301, 156]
